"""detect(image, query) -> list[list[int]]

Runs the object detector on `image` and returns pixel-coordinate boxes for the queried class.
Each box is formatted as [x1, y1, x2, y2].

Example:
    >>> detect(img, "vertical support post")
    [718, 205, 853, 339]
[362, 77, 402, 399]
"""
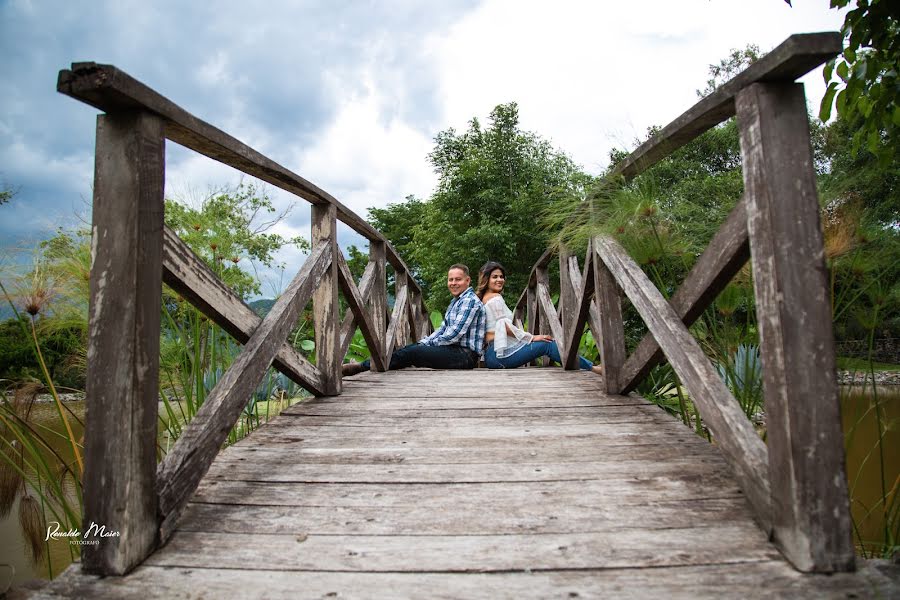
[395, 269, 410, 348]
[369, 241, 387, 371]
[559, 247, 576, 356]
[736, 82, 853, 572]
[535, 266, 553, 366]
[82, 111, 164, 575]
[526, 282, 539, 366]
[593, 240, 626, 394]
[312, 203, 341, 395]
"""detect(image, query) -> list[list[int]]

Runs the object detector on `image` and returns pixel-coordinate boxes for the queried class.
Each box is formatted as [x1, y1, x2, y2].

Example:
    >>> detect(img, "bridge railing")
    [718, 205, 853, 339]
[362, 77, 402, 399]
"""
[57, 63, 431, 575]
[513, 33, 854, 574]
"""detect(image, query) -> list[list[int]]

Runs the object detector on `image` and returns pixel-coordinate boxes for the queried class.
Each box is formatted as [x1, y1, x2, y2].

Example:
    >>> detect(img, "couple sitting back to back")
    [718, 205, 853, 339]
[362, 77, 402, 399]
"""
[342, 262, 600, 376]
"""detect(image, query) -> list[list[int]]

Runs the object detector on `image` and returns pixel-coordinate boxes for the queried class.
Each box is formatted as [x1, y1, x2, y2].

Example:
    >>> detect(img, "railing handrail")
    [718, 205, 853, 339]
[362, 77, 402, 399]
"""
[514, 32, 854, 575]
[57, 62, 426, 296]
[62, 62, 432, 576]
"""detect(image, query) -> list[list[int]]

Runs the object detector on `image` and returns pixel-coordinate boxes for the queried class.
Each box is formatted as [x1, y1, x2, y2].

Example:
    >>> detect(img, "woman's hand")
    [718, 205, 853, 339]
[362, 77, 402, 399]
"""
[532, 334, 553, 342]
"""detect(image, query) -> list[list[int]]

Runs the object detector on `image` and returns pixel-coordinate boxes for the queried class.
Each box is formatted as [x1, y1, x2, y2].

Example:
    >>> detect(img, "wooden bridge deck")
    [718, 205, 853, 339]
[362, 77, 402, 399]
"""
[40, 369, 894, 599]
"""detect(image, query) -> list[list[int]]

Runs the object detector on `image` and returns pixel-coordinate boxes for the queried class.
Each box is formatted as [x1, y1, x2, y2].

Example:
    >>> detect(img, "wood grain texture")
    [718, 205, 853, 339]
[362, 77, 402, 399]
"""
[737, 82, 854, 573]
[312, 204, 341, 396]
[383, 279, 408, 363]
[618, 199, 750, 394]
[563, 249, 595, 370]
[368, 241, 388, 371]
[608, 32, 841, 181]
[56, 61, 424, 298]
[594, 235, 771, 532]
[336, 251, 385, 371]
[567, 244, 604, 353]
[81, 111, 165, 575]
[338, 260, 377, 362]
[535, 268, 566, 361]
[42, 369, 889, 598]
[593, 244, 626, 393]
[163, 227, 326, 396]
[155, 241, 332, 541]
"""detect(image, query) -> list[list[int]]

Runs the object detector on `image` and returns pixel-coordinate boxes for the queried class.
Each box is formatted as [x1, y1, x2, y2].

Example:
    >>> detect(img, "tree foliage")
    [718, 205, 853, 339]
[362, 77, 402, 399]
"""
[164, 183, 309, 298]
[370, 103, 589, 309]
[821, 0, 900, 163]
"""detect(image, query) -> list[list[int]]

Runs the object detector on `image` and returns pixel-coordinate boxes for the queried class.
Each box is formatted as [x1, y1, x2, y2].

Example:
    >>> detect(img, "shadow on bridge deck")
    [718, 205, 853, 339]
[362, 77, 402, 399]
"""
[38, 369, 896, 598]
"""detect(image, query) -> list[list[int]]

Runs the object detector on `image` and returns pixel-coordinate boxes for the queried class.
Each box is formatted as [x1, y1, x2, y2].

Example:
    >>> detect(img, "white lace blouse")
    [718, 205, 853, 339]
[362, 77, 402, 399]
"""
[483, 295, 533, 358]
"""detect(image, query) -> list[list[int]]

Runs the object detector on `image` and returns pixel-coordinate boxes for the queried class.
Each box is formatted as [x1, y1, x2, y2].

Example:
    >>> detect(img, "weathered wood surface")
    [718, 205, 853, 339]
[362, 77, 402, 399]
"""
[41, 369, 893, 598]
[608, 32, 841, 180]
[594, 235, 771, 533]
[737, 82, 854, 572]
[618, 198, 750, 394]
[81, 111, 165, 575]
[163, 227, 326, 396]
[155, 241, 332, 541]
[535, 267, 566, 359]
[593, 246, 626, 393]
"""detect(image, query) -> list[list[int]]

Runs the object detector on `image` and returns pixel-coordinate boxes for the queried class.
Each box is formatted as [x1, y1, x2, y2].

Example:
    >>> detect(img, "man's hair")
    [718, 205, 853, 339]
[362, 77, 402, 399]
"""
[448, 263, 470, 277]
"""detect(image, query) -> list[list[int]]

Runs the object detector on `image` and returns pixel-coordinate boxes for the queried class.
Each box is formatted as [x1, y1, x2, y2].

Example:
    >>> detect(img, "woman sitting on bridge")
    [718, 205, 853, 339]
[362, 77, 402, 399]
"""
[478, 261, 601, 373]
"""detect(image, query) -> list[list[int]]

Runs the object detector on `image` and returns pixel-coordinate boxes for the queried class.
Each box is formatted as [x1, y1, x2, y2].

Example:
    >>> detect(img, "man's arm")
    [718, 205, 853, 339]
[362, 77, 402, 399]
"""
[423, 295, 481, 346]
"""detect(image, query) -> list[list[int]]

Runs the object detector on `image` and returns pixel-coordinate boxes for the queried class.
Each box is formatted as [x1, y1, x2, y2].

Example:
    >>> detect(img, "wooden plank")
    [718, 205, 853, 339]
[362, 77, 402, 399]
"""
[618, 198, 750, 394]
[40, 561, 899, 600]
[566, 244, 604, 353]
[336, 251, 385, 371]
[593, 246, 626, 393]
[383, 279, 408, 363]
[217, 438, 721, 465]
[178, 495, 749, 536]
[312, 204, 341, 395]
[593, 235, 771, 532]
[535, 268, 565, 360]
[163, 227, 326, 396]
[608, 32, 841, 181]
[56, 61, 425, 299]
[563, 250, 594, 369]
[143, 526, 777, 571]
[155, 241, 332, 541]
[558, 248, 577, 342]
[736, 82, 854, 573]
[202, 454, 728, 484]
[368, 241, 387, 371]
[338, 260, 376, 361]
[81, 111, 164, 575]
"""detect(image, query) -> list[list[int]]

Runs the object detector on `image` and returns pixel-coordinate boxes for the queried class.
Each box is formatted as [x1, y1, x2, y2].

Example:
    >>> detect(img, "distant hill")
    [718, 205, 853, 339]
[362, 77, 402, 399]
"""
[248, 298, 275, 318]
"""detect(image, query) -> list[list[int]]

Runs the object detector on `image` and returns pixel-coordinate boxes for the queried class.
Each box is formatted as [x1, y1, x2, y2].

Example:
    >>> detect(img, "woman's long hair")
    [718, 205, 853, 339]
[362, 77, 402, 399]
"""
[476, 261, 506, 300]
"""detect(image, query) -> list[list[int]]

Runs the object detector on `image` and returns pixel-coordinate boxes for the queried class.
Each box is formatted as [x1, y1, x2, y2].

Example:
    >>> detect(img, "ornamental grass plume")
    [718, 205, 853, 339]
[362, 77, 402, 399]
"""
[18, 492, 46, 563]
[0, 456, 20, 519]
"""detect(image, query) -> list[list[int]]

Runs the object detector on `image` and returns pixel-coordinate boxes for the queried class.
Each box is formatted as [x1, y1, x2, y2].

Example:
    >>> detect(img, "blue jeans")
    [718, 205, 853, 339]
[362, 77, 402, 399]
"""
[484, 341, 593, 370]
[361, 343, 478, 370]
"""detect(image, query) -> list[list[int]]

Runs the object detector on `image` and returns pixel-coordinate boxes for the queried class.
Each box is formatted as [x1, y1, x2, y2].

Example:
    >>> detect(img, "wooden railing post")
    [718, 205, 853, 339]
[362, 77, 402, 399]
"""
[593, 242, 626, 394]
[526, 282, 540, 366]
[369, 241, 388, 371]
[736, 82, 854, 572]
[82, 111, 164, 575]
[558, 247, 576, 361]
[312, 203, 341, 395]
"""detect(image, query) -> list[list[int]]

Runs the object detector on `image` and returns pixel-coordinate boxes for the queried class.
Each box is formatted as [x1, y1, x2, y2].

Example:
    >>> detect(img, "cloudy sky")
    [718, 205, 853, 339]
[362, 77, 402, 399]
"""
[1, 0, 845, 295]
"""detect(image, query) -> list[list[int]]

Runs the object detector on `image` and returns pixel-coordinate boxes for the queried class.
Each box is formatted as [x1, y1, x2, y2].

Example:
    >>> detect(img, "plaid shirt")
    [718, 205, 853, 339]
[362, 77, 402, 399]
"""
[419, 287, 486, 354]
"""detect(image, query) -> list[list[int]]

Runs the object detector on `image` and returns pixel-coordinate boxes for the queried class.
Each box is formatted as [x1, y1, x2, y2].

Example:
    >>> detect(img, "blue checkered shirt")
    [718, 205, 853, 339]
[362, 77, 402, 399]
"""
[419, 287, 486, 354]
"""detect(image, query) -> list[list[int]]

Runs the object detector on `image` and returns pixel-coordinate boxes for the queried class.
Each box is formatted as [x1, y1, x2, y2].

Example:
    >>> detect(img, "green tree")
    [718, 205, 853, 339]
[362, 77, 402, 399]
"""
[820, 0, 899, 163]
[164, 182, 309, 298]
[404, 102, 589, 309]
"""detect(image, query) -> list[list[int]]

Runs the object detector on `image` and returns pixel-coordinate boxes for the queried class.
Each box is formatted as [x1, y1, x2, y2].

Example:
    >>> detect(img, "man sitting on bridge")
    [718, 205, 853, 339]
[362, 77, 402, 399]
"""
[342, 263, 486, 375]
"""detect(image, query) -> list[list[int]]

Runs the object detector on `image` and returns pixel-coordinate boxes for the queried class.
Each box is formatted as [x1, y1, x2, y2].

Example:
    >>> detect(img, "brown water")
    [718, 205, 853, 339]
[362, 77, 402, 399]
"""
[1, 388, 898, 588]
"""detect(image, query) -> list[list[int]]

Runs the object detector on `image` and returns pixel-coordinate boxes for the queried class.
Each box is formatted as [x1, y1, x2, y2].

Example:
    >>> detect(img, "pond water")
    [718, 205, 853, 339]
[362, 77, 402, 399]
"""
[1, 386, 897, 589]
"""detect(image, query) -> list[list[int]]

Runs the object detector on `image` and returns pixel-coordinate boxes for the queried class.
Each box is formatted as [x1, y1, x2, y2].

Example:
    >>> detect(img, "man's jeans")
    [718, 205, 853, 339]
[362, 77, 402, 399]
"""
[361, 343, 478, 371]
[484, 341, 593, 370]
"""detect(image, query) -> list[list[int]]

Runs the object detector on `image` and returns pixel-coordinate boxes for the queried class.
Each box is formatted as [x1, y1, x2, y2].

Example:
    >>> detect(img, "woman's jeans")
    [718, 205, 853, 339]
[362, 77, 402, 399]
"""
[484, 341, 593, 370]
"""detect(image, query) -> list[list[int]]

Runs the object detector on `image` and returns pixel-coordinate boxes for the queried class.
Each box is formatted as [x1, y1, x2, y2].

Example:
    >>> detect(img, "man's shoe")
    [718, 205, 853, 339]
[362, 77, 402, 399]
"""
[342, 362, 366, 377]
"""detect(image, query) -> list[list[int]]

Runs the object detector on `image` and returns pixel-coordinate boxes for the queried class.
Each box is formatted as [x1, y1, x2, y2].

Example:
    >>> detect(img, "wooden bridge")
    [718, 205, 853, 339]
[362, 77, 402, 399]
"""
[35, 33, 898, 598]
